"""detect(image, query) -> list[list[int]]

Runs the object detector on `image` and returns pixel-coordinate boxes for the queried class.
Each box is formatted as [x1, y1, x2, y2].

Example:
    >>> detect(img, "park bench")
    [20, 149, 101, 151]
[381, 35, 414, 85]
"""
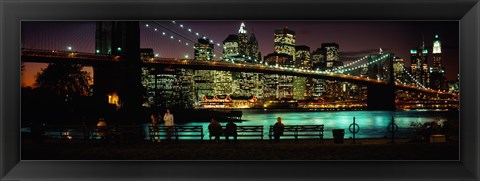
[40, 125, 90, 143]
[268, 125, 324, 142]
[208, 125, 264, 140]
[112, 125, 145, 144]
[91, 125, 145, 144]
[149, 125, 204, 141]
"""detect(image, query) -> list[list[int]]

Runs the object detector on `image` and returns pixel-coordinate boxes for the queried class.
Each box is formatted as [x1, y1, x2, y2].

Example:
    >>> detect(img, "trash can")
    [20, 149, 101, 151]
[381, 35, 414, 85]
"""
[332, 129, 345, 144]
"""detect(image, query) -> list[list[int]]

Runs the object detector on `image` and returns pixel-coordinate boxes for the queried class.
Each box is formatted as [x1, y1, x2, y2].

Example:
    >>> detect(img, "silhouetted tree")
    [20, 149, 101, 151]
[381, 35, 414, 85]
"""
[21, 62, 26, 87]
[35, 63, 91, 96]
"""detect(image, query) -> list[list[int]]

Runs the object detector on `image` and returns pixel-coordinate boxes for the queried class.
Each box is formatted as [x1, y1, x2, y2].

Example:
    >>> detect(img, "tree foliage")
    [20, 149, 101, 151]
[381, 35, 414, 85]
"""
[35, 63, 92, 96]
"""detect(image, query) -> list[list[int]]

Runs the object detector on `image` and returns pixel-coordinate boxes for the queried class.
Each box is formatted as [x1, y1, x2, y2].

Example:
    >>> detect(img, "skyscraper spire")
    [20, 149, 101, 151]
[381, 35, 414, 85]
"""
[421, 34, 425, 50]
[249, 31, 257, 42]
[238, 22, 247, 34]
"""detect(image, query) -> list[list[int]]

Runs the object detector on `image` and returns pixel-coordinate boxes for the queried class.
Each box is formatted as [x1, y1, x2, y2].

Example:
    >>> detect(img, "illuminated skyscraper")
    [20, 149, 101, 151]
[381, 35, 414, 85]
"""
[248, 32, 260, 63]
[295, 45, 311, 69]
[410, 40, 429, 87]
[193, 70, 215, 102]
[310, 48, 326, 100]
[320, 43, 342, 102]
[448, 73, 459, 93]
[194, 38, 214, 61]
[274, 27, 296, 64]
[262, 53, 292, 100]
[429, 34, 447, 91]
[213, 70, 234, 96]
[432, 34, 442, 72]
[263, 53, 293, 66]
[322, 43, 340, 69]
[311, 48, 326, 71]
[263, 27, 296, 100]
[194, 38, 221, 100]
[222, 22, 262, 98]
[224, 23, 260, 63]
[141, 48, 194, 109]
[292, 45, 310, 100]
[223, 34, 240, 62]
[238, 22, 249, 57]
[393, 57, 406, 83]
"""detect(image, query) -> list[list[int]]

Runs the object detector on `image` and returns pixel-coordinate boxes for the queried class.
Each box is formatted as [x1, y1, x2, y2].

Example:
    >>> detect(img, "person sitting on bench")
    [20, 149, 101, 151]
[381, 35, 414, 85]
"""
[208, 118, 222, 143]
[225, 119, 238, 143]
[273, 117, 285, 143]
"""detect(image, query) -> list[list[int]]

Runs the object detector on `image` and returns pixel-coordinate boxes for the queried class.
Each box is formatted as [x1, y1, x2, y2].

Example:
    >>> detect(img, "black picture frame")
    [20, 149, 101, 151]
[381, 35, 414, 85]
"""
[1, 0, 478, 180]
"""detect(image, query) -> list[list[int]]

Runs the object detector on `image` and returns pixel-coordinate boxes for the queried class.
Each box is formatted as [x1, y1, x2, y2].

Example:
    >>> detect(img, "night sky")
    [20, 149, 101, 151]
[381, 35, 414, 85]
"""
[21, 21, 459, 87]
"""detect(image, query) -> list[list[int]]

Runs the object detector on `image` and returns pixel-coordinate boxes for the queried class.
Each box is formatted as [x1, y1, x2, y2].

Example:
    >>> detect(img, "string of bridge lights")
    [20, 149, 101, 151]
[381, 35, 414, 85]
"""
[145, 23, 222, 59]
[400, 66, 426, 89]
[168, 21, 389, 70]
[146, 21, 259, 62]
[146, 22, 433, 91]
[331, 55, 369, 72]
[168, 21, 260, 63]
[145, 23, 194, 47]
[395, 78, 406, 85]
[170, 21, 223, 48]
[332, 54, 390, 74]
[143, 25, 399, 80]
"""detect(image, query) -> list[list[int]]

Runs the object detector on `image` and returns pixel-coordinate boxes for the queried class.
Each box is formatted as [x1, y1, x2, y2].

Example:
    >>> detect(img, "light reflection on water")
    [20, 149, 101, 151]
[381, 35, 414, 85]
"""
[142, 110, 458, 140]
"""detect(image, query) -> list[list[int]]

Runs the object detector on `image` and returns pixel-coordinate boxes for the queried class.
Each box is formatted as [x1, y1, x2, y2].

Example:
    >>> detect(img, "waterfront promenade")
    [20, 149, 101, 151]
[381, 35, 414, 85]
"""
[22, 138, 458, 160]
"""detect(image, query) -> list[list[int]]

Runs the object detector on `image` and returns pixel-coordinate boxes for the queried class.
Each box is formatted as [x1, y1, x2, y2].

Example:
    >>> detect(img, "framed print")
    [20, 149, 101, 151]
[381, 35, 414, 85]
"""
[1, 0, 479, 180]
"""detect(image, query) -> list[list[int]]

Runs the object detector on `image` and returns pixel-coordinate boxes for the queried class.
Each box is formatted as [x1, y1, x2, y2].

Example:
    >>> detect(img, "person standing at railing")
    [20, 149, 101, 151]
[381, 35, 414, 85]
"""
[150, 114, 160, 143]
[273, 117, 285, 143]
[163, 109, 174, 142]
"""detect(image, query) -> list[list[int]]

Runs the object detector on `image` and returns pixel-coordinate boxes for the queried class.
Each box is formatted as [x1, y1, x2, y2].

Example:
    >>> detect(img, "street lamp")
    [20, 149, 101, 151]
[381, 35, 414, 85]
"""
[67, 46, 73, 51]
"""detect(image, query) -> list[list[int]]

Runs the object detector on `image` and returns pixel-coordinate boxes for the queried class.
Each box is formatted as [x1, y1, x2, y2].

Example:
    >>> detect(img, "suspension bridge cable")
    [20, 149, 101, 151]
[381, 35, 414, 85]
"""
[333, 54, 389, 73]
[145, 22, 225, 58]
[168, 21, 260, 62]
[400, 66, 426, 88]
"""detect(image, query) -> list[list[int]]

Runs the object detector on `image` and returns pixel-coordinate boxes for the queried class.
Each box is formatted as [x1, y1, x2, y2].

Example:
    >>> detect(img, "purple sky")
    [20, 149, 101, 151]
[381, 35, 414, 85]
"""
[21, 21, 459, 86]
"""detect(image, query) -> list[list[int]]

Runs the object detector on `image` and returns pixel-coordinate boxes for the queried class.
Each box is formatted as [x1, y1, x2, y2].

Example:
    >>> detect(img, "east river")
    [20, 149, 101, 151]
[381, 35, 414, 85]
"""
[143, 109, 459, 140]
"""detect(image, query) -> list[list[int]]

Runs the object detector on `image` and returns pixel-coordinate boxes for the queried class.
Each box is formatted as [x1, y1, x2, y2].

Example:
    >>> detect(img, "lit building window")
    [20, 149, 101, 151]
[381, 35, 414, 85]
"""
[107, 93, 120, 107]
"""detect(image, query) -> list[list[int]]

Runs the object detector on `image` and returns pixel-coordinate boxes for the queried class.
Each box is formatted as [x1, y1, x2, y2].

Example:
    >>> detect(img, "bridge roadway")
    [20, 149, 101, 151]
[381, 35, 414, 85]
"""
[21, 49, 454, 96]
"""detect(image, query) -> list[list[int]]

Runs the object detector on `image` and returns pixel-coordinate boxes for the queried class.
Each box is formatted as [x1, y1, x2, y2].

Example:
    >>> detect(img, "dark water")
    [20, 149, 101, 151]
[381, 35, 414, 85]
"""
[142, 109, 458, 140]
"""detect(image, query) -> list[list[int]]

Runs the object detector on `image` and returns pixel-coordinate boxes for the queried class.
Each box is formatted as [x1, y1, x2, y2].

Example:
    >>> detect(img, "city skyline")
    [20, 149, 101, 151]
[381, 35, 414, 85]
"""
[22, 21, 459, 87]
[20, 21, 460, 161]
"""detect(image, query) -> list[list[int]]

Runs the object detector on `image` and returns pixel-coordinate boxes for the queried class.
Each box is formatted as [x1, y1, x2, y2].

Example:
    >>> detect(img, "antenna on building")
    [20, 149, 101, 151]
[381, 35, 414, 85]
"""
[421, 34, 425, 50]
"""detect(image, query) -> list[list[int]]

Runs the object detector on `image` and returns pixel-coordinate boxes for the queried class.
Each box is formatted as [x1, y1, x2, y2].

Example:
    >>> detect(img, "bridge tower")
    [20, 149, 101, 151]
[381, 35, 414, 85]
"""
[94, 21, 143, 123]
[367, 53, 396, 110]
